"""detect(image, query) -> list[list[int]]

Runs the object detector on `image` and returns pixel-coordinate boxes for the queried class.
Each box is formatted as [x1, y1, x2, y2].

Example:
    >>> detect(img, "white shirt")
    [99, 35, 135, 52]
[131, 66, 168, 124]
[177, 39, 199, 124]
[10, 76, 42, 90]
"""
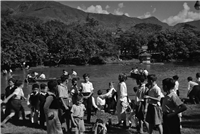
[39, 74, 46, 79]
[97, 96, 106, 106]
[81, 81, 94, 93]
[143, 70, 148, 76]
[13, 87, 24, 99]
[174, 81, 179, 92]
[58, 83, 69, 98]
[117, 82, 128, 101]
[187, 81, 198, 91]
[72, 71, 77, 76]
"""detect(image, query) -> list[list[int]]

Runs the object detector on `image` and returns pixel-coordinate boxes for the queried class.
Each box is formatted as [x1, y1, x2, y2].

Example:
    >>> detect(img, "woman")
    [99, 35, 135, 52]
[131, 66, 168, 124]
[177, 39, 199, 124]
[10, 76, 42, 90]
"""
[44, 80, 63, 134]
[116, 73, 129, 128]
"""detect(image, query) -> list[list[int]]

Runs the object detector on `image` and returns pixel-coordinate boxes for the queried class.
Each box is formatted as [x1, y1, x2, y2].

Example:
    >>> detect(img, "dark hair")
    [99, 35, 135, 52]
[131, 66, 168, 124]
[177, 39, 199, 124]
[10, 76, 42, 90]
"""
[187, 77, 193, 81]
[138, 75, 146, 83]
[133, 87, 138, 92]
[15, 80, 23, 87]
[162, 78, 175, 91]
[173, 75, 179, 80]
[97, 90, 102, 95]
[196, 73, 200, 78]
[83, 73, 89, 78]
[47, 80, 58, 93]
[60, 75, 69, 83]
[32, 83, 39, 90]
[40, 83, 47, 89]
[72, 78, 78, 83]
[147, 74, 157, 82]
[76, 95, 83, 102]
[118, 73, 127, 82]
[8, 78, 15, 83]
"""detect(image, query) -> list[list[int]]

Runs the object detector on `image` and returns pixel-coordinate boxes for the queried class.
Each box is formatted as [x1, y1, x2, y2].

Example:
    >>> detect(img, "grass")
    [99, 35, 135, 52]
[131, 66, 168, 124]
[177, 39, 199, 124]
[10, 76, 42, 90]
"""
[1, 103, 200, 134]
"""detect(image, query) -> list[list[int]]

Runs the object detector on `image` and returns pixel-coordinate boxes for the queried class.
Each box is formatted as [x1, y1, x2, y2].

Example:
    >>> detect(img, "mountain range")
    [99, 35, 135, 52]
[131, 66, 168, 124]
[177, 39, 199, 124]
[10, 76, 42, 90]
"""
[1, 1, 200, 31]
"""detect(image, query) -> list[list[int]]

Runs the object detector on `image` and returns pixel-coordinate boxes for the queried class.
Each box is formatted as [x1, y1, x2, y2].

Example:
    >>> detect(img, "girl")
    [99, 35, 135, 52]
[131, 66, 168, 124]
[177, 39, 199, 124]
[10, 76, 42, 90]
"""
[44, 80, 63, 134]
[144, 74, 164, 134]
[162, 78, 187, 134]
[116, 73, 129, 128]
[71, 95, 86, 134]
[1, 80, 26, 126]
[70, 78, 80, 104]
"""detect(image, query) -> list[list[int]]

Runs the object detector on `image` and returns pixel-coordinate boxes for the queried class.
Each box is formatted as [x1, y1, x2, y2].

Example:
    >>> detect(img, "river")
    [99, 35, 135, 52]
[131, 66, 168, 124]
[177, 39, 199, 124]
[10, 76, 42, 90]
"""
[1, 62, 200, 99]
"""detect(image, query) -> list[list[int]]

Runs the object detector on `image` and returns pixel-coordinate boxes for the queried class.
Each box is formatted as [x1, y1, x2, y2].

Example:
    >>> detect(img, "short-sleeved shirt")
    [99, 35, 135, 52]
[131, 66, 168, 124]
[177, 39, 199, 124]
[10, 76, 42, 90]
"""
[147, 84, 163, 106]
[136, 83, 147, 105]
[117, 82, 128, 101]
[13, 87, 24, 99]
[162, 91, 183, 114]
[58, 83, 69, 98]
[81, 81, 94, 93]
[71, 104, 86, 118]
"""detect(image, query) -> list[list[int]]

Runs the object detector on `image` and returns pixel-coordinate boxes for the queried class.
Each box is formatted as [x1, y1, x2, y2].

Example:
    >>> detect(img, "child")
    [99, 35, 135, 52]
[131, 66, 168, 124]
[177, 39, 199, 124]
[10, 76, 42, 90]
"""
[187, 77, 198, 102]
[70, 78, 80, 104]
[162, 78, 187, 134]
[96, 90, 106, 111]
[71, 95, 86, 134]
[39, 83, 48, 129]
[144, 74, 164, 134]
[100, 82, 117, 114]
[28, 83, 40, 125]
[173, 75, 179, 96]
[135, 75, 149, 133]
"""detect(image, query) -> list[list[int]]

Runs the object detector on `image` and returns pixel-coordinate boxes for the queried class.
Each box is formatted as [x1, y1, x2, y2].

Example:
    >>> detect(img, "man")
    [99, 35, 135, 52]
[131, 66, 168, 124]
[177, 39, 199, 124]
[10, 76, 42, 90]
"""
[58, 75, 72, 132]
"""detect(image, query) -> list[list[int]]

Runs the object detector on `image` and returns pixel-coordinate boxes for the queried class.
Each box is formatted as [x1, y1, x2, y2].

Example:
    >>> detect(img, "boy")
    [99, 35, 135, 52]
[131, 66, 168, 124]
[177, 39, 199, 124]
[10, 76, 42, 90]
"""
[39, 83, 48, 129]
[28, 83, 40, 125]
[162, 78, 187, 134]
[71, 95, 86, 134]
[96, 90, 105, 111]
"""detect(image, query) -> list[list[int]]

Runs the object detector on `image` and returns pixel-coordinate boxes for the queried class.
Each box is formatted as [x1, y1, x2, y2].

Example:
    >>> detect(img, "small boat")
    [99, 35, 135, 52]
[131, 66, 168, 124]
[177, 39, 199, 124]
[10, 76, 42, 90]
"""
[25, 77, 57, 84]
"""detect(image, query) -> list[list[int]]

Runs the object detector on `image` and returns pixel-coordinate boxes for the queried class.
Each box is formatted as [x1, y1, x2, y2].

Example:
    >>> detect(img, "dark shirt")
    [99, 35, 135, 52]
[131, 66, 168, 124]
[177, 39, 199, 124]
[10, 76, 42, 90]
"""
[39, 91, 48, 108]
[29, 91, 40, 108]
[49, 94, 60, 109]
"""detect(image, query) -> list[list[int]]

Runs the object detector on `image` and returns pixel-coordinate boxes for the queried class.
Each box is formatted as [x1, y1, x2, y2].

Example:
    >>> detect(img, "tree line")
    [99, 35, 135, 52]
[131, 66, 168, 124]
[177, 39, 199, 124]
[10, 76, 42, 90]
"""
[1, 13, 200, 70]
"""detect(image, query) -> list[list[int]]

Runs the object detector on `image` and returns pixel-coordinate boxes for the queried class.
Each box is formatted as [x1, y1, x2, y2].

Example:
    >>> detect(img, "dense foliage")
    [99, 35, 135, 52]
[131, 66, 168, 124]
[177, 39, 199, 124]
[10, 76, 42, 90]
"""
[1, 14, 200, 69]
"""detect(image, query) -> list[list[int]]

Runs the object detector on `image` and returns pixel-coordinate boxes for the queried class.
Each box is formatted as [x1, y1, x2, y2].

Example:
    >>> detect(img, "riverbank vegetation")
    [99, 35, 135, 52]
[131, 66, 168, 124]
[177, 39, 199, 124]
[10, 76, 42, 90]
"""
[1, 12, 200, 69]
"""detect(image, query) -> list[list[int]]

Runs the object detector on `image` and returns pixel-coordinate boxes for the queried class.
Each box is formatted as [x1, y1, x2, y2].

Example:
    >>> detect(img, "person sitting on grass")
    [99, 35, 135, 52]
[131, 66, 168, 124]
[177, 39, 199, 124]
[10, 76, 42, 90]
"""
[162, 78, 187, 134]
[96, 90, 106, 111]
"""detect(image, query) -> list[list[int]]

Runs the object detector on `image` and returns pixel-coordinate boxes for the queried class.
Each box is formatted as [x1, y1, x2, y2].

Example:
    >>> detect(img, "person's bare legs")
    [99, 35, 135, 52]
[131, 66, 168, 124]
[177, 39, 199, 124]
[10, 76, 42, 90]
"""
[157, 124, 163, 134]
[1, 112, 15, 126]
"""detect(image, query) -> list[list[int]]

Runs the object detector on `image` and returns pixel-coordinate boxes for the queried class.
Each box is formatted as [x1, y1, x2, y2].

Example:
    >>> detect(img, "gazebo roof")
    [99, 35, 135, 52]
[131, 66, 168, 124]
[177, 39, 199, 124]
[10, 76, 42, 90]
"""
[139, 52, 152, 57]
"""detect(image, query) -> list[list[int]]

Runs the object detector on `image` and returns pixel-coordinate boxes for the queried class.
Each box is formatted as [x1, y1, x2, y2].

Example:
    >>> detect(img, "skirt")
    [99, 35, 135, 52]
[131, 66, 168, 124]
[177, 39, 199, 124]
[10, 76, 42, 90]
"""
[46, 109, 63, 134]
[146, 104, 163, 125]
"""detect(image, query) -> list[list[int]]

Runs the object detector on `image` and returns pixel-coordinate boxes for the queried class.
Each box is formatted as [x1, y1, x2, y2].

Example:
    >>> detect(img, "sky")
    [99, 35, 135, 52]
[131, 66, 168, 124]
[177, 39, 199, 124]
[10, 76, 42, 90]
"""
[58, 1, 200, 26]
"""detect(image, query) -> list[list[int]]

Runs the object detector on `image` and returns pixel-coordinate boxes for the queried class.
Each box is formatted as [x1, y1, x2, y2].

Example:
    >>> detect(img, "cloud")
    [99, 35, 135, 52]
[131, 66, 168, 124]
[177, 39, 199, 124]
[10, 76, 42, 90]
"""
[138, 12, 152, 19]
[118, 3, 124, 8]
[105, 5, 110, 9]
[137, 7, 156, 19]
[163, 2, 200, 26]
[152, 8, 156, 13]
[77, 5, 109, 14]
[113, 3, 129, 17]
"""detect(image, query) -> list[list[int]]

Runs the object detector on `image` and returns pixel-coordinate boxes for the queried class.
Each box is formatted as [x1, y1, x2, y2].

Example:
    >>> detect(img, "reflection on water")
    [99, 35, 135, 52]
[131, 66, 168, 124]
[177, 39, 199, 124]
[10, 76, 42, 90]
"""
[1, 62, 200, 99]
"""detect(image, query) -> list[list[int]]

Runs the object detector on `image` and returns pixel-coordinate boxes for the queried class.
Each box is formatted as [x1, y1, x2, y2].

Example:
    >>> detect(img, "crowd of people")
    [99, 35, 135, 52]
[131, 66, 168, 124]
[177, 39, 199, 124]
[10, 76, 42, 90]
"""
[1, 68, 200, 134]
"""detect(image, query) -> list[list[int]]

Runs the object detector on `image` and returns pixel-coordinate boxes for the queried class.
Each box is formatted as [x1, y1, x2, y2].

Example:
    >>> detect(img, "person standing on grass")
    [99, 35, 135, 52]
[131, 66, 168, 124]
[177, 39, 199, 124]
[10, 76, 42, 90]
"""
[39, 83, 48, 129]
[135, 75, 149, 134]
[70, 78, 80, 104]
[58, 74, 72, 132]
[80, 73, 94, 123]
[116, 73, 129, 128]
[144, 74, 164, 134]
[162, 78, 187, 134]
[4, 78, 16, 120]
[173, 75, 180, 96]
[196, 73, 200, 85]
[44, 80, 63, 134]
[1, 80, 26, 126]
[71, 95, 86, 134]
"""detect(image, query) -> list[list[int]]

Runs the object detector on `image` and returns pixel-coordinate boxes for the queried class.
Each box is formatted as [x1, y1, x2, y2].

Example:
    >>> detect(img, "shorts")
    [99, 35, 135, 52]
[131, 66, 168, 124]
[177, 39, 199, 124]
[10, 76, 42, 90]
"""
[71, 117, 85, 132]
